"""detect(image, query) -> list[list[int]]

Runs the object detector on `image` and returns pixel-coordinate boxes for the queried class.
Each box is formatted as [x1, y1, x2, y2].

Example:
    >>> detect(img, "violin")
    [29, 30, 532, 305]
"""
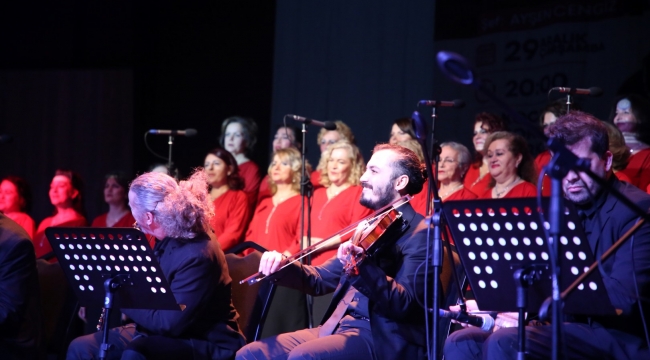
[240, 195, 411, 285]
[342, 205, 403, 276]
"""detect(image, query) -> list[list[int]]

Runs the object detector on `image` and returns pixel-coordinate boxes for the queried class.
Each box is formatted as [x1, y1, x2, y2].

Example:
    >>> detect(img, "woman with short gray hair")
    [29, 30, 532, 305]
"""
[437, 142, 477, 201]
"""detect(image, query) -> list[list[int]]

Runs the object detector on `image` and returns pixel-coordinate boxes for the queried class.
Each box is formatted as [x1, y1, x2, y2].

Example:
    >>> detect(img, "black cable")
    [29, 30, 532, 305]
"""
[143, 132, 169, 161]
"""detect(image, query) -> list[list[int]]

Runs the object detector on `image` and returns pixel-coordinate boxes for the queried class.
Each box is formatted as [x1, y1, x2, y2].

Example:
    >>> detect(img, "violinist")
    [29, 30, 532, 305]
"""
[236, 143, 430, 360]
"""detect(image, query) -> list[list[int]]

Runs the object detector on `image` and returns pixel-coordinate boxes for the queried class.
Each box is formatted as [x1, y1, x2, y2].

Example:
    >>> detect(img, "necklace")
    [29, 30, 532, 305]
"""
[494, 177, 520, 198]
[440, 184, 463, 199]
[265, 193, 295, 233]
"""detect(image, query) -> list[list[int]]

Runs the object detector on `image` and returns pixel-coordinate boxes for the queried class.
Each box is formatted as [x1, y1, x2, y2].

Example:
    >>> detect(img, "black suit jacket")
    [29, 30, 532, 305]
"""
[124, 232, 245, 358]
[580, 178, 650, 348]
[275, 203, 432, 360]
[0, 214, 44, 359]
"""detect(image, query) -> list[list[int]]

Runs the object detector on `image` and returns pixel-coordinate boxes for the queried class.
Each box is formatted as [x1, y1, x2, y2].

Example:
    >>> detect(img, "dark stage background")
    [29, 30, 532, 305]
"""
[1, 1, 649, 224]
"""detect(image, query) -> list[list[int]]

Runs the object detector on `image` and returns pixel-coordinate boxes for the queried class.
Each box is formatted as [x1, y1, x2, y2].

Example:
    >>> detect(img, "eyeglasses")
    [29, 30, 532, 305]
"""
[439, 158, 456, 164]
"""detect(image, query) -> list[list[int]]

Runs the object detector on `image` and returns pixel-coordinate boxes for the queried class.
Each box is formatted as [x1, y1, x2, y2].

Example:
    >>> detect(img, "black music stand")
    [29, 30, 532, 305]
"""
[46, 227, 181, 360]
[442, 198, 615, 358]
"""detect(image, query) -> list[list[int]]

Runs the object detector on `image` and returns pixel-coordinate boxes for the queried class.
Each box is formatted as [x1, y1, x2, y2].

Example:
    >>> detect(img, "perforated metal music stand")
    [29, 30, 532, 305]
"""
[442, 198, 615, 316]
[46, 227, 181, 359]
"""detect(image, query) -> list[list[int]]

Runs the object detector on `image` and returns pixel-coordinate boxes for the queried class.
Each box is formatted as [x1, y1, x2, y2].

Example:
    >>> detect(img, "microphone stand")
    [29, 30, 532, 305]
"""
[167, 135, 178, 180]
[412, 111, 443, 359]
[297, 122, 314, 328]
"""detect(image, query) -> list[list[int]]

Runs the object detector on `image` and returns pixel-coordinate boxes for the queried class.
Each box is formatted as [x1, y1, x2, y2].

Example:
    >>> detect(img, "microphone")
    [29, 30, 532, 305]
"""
[418, 99, 465, 108]
[0, 134, 14, 144]
[287, 114, 337, 130]
[438, 309, 496, 332]
[550, 87, 603, 97]
[148, 128, 198, 136]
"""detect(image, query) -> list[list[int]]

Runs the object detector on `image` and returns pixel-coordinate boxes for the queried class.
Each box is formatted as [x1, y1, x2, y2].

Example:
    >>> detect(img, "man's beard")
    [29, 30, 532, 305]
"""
[563, 179, 601, 205]
[360, 182, 397, 211]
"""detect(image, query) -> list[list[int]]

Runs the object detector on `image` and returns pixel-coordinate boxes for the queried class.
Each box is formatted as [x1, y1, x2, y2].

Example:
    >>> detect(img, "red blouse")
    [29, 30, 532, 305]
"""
[409, 179, 430, 216]
[445, 187, 479, 202]
[34, 214, 88, 259]
[479, 181, 537, 199]
[210, 189, 250, 252]
[535, 150, 552, 197]
[258, 172, 323, 205]
[464, 165, 493, 197]
[239, 160, 261, 211]
[619, 148, 650, 191]
[307, 186, 373, 265]
[91, 212, 136, 228]
[257, 175, 271, 204]
[615, 171, 632, 184]
[6, 212, 35, 239]
[411, 183, 478, 216]
[91, 212, 154, 248]
[245, 195, 302, 255]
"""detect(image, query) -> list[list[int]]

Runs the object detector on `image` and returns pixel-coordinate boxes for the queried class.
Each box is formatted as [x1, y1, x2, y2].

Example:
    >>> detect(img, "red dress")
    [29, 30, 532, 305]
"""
[34, 214, 88, 259]
[239, 160, 261, 211]
[6, 212, 35, 239]
[619, 148, 650, 191]
[535, 150, 552, 197]
[209, 189, 250, 252]
[245, 195, 302, 255]
[479, 181, 537, 199]
[464, 165, 492, 197]
[307, 186, 373, 265]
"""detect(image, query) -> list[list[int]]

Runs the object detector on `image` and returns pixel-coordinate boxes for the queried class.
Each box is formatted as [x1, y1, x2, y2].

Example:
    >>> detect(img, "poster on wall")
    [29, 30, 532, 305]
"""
[432, 1, 650, 153]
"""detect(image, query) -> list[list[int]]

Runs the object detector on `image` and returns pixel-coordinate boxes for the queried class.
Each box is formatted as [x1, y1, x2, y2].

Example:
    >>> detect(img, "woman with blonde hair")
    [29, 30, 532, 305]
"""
[309, 120, 356, 189]
[309, 140, 370, 265]
[245, 147, 309, 337]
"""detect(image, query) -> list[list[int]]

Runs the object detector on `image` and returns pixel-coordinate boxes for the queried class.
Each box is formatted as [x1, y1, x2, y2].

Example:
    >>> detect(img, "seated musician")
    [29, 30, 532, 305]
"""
[67, 171, 245, 360]
[444, 111, 650, 359]
[236, 143, 431, 360]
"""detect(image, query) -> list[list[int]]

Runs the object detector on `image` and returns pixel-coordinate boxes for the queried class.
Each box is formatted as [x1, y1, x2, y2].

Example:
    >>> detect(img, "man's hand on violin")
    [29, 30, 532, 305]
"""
[337, 241, 365, 265]
[258, 250, 288, 276]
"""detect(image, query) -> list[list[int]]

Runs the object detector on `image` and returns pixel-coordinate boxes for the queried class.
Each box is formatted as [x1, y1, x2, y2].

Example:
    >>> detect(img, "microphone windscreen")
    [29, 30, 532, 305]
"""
[323, 121, 337, 131]
[185, 128, 198, 137]
[453, 99, 466, 108]
[411, 111, 426, 140]
[589, 87, 603, 97]
[437, 51, 475, 85]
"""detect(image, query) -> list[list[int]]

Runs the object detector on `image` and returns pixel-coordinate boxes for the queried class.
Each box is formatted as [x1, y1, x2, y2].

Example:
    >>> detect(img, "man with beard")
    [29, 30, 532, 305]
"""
[236, 144, 430, 360]
[444, 111, 650, 359]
